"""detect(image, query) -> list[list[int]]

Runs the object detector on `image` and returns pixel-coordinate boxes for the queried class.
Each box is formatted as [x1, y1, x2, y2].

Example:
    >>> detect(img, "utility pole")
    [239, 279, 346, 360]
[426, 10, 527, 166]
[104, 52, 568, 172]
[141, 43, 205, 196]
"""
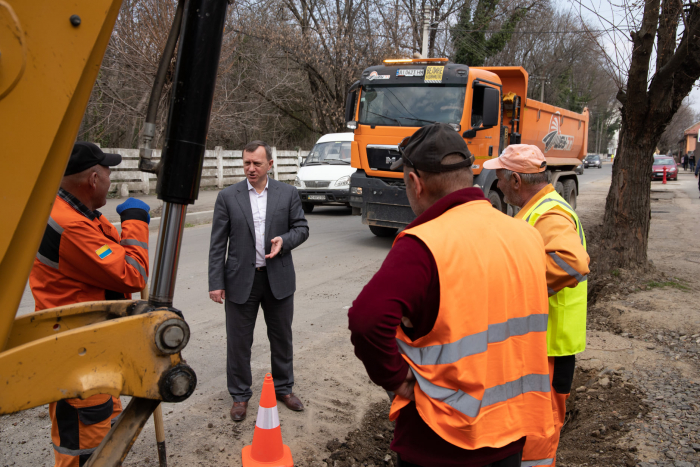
[421, 7, 430, 58]
[593, 113, 599, 154]
[540, 81, 545, 103]
[530, 76, 549, 103]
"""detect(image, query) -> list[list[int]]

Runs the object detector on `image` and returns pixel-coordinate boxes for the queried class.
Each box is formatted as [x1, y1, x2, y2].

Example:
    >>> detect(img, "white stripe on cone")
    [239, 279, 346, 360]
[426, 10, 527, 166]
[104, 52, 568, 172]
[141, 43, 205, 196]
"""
[256, 406, 280, 430]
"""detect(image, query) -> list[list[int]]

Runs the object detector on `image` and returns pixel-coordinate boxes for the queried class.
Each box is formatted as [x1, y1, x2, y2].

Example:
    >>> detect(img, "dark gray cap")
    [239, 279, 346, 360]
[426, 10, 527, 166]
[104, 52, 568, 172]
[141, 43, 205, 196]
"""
[390, 123, 474, 172]
[65, 142, 121, 176]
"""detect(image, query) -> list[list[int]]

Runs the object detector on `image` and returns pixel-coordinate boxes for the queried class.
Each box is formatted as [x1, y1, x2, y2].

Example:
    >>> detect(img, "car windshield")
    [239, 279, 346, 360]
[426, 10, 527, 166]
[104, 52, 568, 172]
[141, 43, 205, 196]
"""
[358, 85, 466, 127]
[585, 155, 599, 161]
[654, 158, 675, 165]
[303, 141, 352, 166]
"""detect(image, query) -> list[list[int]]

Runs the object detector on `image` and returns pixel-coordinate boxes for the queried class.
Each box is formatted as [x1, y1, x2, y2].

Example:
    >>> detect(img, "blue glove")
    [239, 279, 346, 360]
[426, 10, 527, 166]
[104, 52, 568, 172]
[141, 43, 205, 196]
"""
[117, 198, 151, 224]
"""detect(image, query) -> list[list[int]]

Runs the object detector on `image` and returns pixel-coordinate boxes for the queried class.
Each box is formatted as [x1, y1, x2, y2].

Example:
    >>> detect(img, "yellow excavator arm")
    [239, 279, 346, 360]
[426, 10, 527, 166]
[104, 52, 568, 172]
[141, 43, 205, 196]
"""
[0, 0, 122, 352]
[0, 0, 229, 464]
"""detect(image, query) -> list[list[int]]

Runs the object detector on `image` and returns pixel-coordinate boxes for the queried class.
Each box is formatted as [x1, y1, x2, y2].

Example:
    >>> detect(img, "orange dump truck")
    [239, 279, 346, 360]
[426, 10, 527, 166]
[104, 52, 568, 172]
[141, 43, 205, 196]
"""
[345, 58, 589, 236]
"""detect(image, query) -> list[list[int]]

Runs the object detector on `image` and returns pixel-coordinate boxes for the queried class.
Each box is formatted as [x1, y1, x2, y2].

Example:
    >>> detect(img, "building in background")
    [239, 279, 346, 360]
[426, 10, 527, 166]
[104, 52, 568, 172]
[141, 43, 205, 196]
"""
[679, 121, 700, 158]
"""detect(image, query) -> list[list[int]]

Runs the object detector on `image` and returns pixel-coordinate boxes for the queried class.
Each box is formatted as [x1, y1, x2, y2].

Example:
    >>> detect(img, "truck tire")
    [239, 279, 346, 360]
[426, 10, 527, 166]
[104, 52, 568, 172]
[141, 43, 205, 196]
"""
[562, 179, 577, 210]
[487, 190, 506, 213]
[555, 181, 564, 197]
[369, 225, 398, 237]
[302, 203, 314, 214]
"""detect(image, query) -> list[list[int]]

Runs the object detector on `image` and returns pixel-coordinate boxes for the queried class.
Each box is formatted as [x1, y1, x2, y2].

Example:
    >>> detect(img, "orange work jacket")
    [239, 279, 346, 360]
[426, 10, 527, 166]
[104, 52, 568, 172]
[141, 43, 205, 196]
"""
[29, 189, 149, 467]
[389, 200, 554, 450]
[30, 189, 149, 309]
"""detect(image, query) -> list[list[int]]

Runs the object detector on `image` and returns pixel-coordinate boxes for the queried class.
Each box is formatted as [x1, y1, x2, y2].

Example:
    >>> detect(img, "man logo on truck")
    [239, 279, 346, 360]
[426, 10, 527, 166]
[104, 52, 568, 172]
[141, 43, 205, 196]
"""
[542, 112, 574, 152]
[368, 71, 390, 81]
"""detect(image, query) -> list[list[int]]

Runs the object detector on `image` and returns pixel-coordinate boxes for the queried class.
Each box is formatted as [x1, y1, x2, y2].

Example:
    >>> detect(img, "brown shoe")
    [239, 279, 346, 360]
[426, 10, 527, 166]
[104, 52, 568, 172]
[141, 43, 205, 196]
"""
[277, 393, 304, 411]
[230, 401, 248, 421]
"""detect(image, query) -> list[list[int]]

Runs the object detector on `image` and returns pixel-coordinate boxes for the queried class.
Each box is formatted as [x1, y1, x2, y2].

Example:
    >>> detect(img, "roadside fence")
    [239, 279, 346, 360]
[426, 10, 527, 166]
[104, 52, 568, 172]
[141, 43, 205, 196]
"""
[104, 147, 309, 196]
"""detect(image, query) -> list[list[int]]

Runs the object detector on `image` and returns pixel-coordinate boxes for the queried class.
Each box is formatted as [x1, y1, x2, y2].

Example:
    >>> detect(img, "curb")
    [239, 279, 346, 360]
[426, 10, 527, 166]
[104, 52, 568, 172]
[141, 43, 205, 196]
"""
[113, 210, 215, 231]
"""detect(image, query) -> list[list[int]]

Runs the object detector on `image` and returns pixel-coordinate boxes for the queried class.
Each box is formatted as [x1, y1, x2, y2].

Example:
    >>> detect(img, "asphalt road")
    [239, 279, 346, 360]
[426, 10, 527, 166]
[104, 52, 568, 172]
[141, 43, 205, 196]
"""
[578, 160, 613, 186]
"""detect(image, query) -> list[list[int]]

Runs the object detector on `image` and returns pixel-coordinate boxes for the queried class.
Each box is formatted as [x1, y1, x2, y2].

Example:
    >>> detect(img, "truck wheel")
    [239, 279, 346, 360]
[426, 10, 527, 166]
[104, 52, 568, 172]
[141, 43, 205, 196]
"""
[487, 190, 506, 213]
[555, 181, 564, 197]
[302, 203, 314, 214]
[562, 179, 577, 210]
[369, 225, 398, 237]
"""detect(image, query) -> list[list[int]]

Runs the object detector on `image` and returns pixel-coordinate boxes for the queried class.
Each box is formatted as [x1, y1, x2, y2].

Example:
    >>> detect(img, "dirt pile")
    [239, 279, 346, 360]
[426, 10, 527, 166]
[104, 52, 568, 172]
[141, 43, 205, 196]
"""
[323, 401, 396, 467]
[558, 367, 647, 466]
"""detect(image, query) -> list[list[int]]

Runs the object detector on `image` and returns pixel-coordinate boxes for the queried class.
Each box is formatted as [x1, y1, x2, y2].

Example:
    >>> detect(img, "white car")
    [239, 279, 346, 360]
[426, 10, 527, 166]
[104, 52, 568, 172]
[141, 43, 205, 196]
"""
[294, 133, 356, 213]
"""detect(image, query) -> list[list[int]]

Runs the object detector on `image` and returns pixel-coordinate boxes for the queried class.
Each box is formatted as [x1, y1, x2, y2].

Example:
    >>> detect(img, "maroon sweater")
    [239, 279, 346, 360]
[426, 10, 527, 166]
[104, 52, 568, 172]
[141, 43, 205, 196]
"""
[348, 188, 525, 467]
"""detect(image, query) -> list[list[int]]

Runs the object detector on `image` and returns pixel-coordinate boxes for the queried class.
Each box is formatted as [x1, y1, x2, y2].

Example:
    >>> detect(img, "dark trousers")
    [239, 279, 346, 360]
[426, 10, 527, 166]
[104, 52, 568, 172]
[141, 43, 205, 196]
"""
[397, 451, 522, 467]
[225, 269, 294, 402]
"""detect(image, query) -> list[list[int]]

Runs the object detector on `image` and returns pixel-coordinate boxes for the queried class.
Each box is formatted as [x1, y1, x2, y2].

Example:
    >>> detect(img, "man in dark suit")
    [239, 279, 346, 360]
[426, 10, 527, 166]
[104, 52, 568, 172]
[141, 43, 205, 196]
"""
[208, 141, 309, 421]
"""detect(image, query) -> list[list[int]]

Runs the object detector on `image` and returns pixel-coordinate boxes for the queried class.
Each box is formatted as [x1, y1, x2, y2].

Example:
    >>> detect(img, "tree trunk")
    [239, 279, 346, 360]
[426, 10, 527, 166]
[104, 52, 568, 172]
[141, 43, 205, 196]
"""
[595, 1, 700, 273]
[598, 114, 657, 272]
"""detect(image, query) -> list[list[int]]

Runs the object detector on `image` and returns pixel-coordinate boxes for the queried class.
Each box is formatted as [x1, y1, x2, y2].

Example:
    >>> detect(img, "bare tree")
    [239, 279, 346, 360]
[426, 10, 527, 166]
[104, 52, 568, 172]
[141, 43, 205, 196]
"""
[576, 0, 700, 272]
[657, 98, 700, 154]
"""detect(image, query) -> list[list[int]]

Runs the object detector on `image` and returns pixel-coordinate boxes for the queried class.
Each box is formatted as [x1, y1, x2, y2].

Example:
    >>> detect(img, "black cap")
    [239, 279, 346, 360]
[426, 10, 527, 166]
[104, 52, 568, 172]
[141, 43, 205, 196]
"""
[65, 142, 122, 176]
[390, 123, 474, 172]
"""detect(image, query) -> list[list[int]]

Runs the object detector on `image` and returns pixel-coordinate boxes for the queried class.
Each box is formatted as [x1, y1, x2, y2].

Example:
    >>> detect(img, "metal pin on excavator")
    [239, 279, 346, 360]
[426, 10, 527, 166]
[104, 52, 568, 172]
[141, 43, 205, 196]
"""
[0, 0, 229, 465]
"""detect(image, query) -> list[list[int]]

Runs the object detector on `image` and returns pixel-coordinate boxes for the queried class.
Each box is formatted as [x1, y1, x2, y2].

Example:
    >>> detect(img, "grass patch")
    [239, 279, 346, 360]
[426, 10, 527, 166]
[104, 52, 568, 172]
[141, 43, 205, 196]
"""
[646, 280, 690, 291]
[611, 269, 621, 277]
[184, 223, 195, 228]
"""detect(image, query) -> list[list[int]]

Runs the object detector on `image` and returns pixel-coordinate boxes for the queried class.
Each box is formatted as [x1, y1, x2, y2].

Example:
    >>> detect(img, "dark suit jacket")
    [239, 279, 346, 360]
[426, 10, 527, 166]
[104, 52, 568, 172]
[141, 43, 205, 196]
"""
[208, 178, 309, 304]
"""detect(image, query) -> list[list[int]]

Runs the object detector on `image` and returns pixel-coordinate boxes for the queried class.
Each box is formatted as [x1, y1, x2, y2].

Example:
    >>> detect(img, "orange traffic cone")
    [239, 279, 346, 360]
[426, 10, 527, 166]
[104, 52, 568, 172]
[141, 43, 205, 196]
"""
[242, 373, 294, 467]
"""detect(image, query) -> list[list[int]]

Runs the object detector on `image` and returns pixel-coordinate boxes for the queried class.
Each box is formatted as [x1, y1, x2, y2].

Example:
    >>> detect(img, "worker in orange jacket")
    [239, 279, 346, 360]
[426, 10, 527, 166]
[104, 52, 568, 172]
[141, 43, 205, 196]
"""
[485, 145, 590, 467]
[29, 142, 150, 467]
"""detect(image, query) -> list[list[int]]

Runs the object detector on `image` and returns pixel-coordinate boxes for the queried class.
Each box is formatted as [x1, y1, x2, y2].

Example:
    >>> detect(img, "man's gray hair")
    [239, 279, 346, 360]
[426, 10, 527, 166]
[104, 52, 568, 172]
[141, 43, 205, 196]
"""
[502, 169, 549, 185]
[243, 140, 273, 161]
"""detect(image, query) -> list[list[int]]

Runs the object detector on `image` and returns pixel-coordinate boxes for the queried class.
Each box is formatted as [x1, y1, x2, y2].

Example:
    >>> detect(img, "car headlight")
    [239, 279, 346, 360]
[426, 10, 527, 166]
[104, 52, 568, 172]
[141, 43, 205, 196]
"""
[294, 176, 302, 188]
[351, 186, 362, 194]
[669, 166, 677, 172]
[335, 175, 351, 187]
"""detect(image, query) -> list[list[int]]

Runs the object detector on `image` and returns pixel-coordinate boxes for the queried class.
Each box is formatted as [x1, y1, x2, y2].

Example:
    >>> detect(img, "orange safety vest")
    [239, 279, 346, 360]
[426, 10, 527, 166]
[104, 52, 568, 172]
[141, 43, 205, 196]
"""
[389, 200, 554, 450]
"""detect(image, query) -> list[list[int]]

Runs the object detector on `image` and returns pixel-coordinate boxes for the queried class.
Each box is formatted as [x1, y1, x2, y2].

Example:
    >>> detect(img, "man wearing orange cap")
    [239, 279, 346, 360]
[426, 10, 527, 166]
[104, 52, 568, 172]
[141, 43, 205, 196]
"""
[484, 144, 589, 467]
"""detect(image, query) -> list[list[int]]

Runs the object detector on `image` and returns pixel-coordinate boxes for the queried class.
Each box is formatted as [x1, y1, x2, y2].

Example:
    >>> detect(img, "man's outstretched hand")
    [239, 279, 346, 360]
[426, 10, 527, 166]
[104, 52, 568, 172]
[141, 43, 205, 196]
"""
[209, 290, 225, 304]
[394, 367, 416, 401]
[266, 237, 283, 259]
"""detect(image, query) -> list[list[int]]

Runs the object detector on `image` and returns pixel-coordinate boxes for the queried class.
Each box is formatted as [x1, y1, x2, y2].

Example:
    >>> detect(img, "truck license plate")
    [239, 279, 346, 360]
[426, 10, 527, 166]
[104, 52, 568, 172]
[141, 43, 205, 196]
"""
[308, 195, 326, 201]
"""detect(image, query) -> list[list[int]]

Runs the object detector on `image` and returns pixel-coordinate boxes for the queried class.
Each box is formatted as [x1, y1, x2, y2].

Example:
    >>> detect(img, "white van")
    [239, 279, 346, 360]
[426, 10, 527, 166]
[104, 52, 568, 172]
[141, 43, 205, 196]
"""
[294, 133, 356, 213]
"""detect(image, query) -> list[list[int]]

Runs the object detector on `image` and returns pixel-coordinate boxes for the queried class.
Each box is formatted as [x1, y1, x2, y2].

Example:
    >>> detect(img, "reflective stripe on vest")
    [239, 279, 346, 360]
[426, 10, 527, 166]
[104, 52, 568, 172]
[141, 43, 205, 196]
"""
[412, 370, 550, 418]
[521, 458, 554, 467]
[396, 313, 548, 366]
[53, 444, 96, 457]
[389, 200, 554, 450]
[255, 406, 280, 430]
[521, 190, 587, 356]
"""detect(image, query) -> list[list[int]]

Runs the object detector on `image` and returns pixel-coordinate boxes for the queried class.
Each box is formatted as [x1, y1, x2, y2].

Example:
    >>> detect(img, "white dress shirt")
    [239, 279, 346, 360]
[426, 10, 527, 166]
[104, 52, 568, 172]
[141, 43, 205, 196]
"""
[247, 177, 269, 267]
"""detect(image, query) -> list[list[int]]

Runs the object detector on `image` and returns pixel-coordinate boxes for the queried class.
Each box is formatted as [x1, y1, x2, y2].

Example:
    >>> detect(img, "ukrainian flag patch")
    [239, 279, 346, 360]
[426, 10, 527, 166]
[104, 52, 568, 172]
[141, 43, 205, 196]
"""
[95, 245, 113, 259]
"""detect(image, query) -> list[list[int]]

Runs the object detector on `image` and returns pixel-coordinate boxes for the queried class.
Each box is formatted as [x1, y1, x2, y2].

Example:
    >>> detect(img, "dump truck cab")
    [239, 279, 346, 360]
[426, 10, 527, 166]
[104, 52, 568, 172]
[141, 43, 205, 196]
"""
[346, 58, 588, 236]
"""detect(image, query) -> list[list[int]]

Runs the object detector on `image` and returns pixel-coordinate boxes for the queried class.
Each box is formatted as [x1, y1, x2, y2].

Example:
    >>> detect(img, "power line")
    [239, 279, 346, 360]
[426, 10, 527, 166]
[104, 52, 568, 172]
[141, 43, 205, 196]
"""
[438, 27, 633, 34]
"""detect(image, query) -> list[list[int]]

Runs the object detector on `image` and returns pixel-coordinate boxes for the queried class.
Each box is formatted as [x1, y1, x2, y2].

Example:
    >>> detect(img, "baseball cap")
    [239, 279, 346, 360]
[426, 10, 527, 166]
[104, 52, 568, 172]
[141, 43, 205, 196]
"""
[390, 123, 474, 172]
[65, 142, 122, 176]
[482, 144, 547, 173]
